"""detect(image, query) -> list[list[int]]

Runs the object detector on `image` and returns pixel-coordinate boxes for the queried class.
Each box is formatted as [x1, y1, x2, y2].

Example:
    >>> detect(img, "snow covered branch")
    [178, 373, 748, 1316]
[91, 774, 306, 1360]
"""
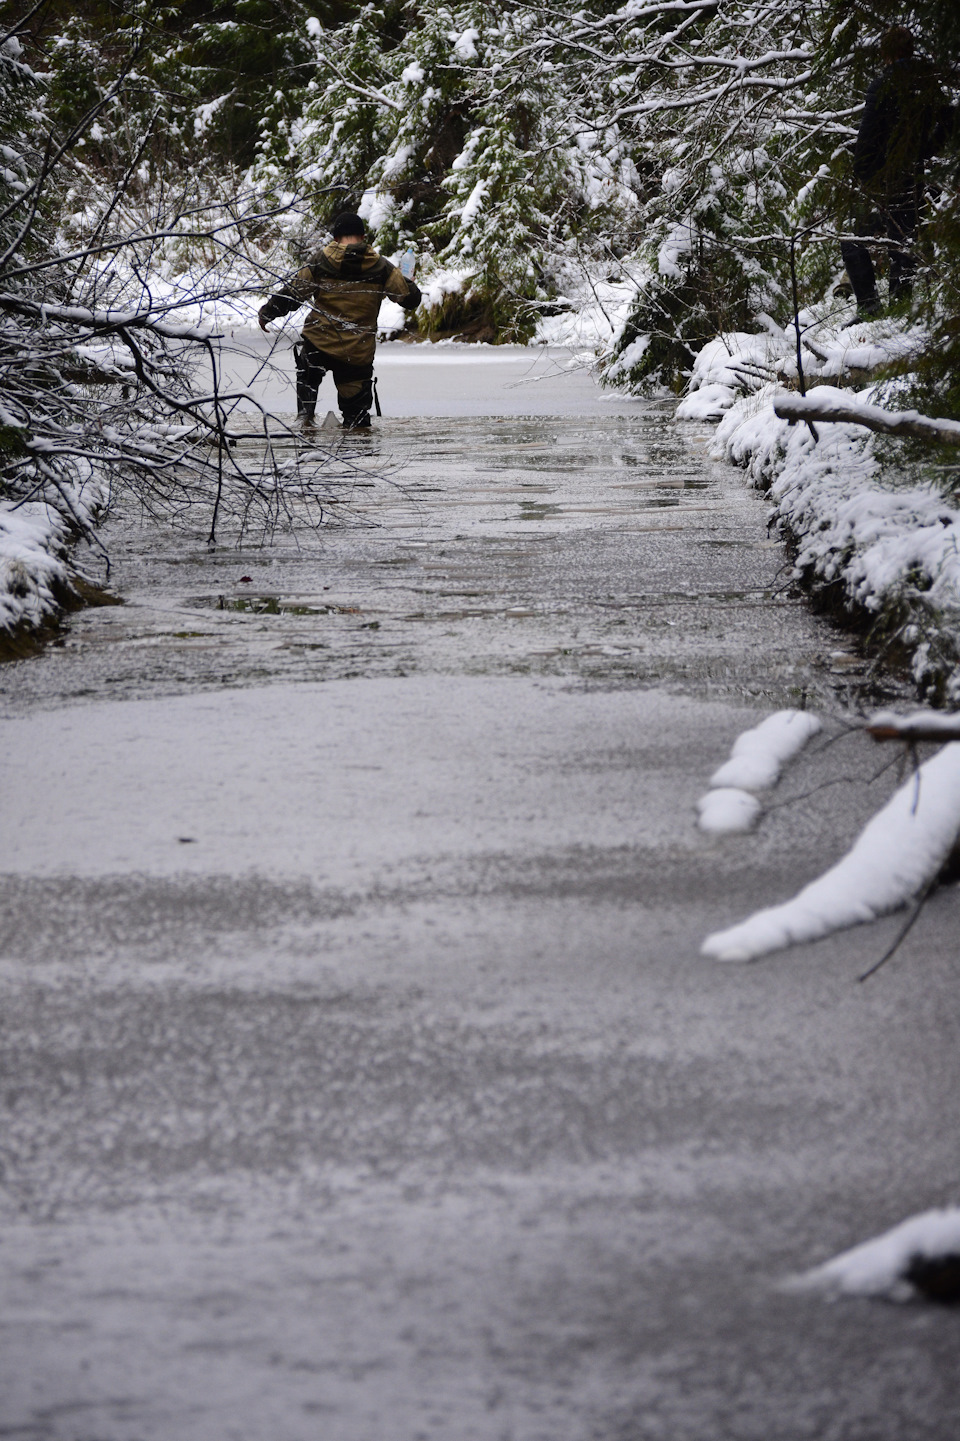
[774, 391, 960, 447]
[702, 742, 960, 963]
[0, 293, 212, 342]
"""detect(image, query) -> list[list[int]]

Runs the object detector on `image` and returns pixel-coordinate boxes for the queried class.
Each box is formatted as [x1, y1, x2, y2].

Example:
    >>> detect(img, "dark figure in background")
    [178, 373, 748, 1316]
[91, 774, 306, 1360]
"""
[259, 213, 421, 430]
[840, 27, 948, 322]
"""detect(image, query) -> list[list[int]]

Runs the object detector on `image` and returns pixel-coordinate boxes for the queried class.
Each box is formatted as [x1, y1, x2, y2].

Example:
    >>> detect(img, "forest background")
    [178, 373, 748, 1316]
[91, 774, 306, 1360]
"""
[2, 0, 960, 634]
[5, 0, 960, 369]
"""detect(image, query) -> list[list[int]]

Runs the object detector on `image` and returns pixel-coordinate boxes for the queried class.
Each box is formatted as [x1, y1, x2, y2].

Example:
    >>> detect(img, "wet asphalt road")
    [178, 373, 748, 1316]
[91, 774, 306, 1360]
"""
[1, 347, 959, 1439]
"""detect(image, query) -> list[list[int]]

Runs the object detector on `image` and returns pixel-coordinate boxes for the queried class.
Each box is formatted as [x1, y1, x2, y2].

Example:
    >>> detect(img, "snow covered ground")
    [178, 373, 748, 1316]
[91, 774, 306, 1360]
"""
[674, 313, 924, 423]
[673, 314, 960, 702]
[0, 503, 72, 638]
[0, 481, 101, 646]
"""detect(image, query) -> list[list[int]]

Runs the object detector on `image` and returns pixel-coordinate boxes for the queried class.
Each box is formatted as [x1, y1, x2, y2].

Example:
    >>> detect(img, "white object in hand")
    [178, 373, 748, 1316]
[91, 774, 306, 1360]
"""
[400, 248, 416, 280]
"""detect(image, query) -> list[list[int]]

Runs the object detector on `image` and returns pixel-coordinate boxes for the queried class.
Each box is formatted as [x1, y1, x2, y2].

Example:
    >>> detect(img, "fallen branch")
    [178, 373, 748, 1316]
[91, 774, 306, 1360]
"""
[701, 741, 960, 964]
[866, 709, 960, 743]
[0, 292, 213, 343]
[774, 389, 960, 447]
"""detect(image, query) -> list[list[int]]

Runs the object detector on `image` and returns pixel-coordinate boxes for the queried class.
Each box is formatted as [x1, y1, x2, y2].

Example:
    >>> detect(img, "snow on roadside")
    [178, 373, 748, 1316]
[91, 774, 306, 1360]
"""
[788, 1207, 960, 1300]
[704, 377, 960, 701]
[696, 708, 821, 834]
[702, 740, 960, 962]
[675, 311, 924, 421]
[0, 501, 80, 640]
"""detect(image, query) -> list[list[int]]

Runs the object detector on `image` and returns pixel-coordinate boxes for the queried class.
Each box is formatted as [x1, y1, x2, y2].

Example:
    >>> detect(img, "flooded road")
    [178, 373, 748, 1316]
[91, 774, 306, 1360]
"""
[6, 412, 847, 711]
[1, 345, 959, 1440]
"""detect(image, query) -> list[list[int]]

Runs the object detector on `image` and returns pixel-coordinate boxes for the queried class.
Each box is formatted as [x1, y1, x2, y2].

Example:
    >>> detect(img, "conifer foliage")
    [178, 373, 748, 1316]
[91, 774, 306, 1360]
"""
[256, 2, 629, 339]
[2, 0, 960, 392]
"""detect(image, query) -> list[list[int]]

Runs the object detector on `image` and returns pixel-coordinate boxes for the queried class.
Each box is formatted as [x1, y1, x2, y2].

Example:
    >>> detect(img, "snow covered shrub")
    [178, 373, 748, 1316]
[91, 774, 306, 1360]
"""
[255, 1, 633, 339]
[595, 1, 851, 390]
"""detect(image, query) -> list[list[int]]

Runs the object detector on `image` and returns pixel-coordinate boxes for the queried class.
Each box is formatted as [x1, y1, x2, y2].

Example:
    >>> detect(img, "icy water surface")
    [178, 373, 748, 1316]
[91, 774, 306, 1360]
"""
[6, 404, 869, 713]
[2, 350, 958, 1441]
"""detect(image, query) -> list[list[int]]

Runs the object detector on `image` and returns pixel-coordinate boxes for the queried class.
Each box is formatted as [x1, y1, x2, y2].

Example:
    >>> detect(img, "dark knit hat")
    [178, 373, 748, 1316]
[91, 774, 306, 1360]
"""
[330, 212, 365, 239]
[880, 26, 914, 62]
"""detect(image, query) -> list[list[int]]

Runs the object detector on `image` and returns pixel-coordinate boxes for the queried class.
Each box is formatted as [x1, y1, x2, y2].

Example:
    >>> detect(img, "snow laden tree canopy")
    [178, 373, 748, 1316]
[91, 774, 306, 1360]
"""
[250, 0, 859, 353]
[5, 0, 960, 373]
[255, 2, 644, 339]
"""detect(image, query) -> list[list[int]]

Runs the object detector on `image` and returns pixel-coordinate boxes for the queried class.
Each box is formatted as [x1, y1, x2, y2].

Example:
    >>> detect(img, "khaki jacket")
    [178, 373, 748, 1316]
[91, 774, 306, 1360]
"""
[260, 241, 421, 364]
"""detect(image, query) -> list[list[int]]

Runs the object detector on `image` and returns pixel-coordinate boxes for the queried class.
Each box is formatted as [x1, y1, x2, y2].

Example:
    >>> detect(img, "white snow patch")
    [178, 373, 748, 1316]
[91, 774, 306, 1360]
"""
[697, 788, 761, 834]
[193, 93, 229, 138]
[416, 265, 476, 313]
[657, 224, 692, 280]
[712, 380, 960, 698]
[676, 315, 924, 415]
[358, 188, 396, 233]
[0, 503, 72, 636]
[696, 709, 820, 833]
[535, 274, 640, 350]
[458, 178, 488, 227]
[381, 144, 414, 182]
[675, 382, 737, 421]
[377, 296, 408, 336]
[453, 28, 480, 60]
[710, 709, 821, 791]
[702, 741, 960, 961]
[790, 1208, 960, 1300]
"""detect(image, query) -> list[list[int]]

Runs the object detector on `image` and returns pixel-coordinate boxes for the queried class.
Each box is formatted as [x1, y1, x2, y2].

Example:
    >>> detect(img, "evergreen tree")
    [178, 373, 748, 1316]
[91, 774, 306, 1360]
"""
[255, 0, 635, 338]
[589, 0, 843, 390]
[816, 0, 960, 418]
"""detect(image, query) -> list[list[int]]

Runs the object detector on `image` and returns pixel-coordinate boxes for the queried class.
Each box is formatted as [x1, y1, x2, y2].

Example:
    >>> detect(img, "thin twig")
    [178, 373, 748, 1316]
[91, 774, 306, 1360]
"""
[858, 876, 938, 983]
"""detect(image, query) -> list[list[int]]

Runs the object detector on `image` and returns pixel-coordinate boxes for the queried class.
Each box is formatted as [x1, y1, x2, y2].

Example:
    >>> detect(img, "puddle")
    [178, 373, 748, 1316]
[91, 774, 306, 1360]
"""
[216, 596, 325, 616]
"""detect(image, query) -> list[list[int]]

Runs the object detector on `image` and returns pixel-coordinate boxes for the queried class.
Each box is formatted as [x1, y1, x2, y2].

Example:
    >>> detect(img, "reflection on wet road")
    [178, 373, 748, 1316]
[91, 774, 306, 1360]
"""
[5, 411, 868, 713]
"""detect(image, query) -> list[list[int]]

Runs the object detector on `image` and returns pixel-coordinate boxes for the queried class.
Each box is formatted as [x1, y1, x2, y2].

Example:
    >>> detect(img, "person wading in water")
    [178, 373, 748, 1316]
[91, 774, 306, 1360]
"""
[258, 212, 422, 431]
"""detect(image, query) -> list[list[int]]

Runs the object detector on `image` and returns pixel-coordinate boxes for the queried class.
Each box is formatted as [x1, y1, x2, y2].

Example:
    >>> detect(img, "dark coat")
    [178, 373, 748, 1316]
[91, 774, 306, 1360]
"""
[853, 58, 949, 196]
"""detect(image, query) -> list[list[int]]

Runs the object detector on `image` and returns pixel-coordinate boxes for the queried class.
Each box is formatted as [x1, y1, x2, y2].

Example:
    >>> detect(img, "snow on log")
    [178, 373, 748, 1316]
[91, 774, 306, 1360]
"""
[774, 388, 960, 447]
[787, 1207, 960, 1302]
[701, 741, 960, 962]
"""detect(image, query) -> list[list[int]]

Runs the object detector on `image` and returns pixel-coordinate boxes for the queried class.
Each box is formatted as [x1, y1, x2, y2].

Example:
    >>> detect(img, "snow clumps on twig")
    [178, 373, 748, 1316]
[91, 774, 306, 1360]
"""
[787, 1207, 960, 1302]
[696, 708, 821, 833]
[702, 741, 960, 962]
